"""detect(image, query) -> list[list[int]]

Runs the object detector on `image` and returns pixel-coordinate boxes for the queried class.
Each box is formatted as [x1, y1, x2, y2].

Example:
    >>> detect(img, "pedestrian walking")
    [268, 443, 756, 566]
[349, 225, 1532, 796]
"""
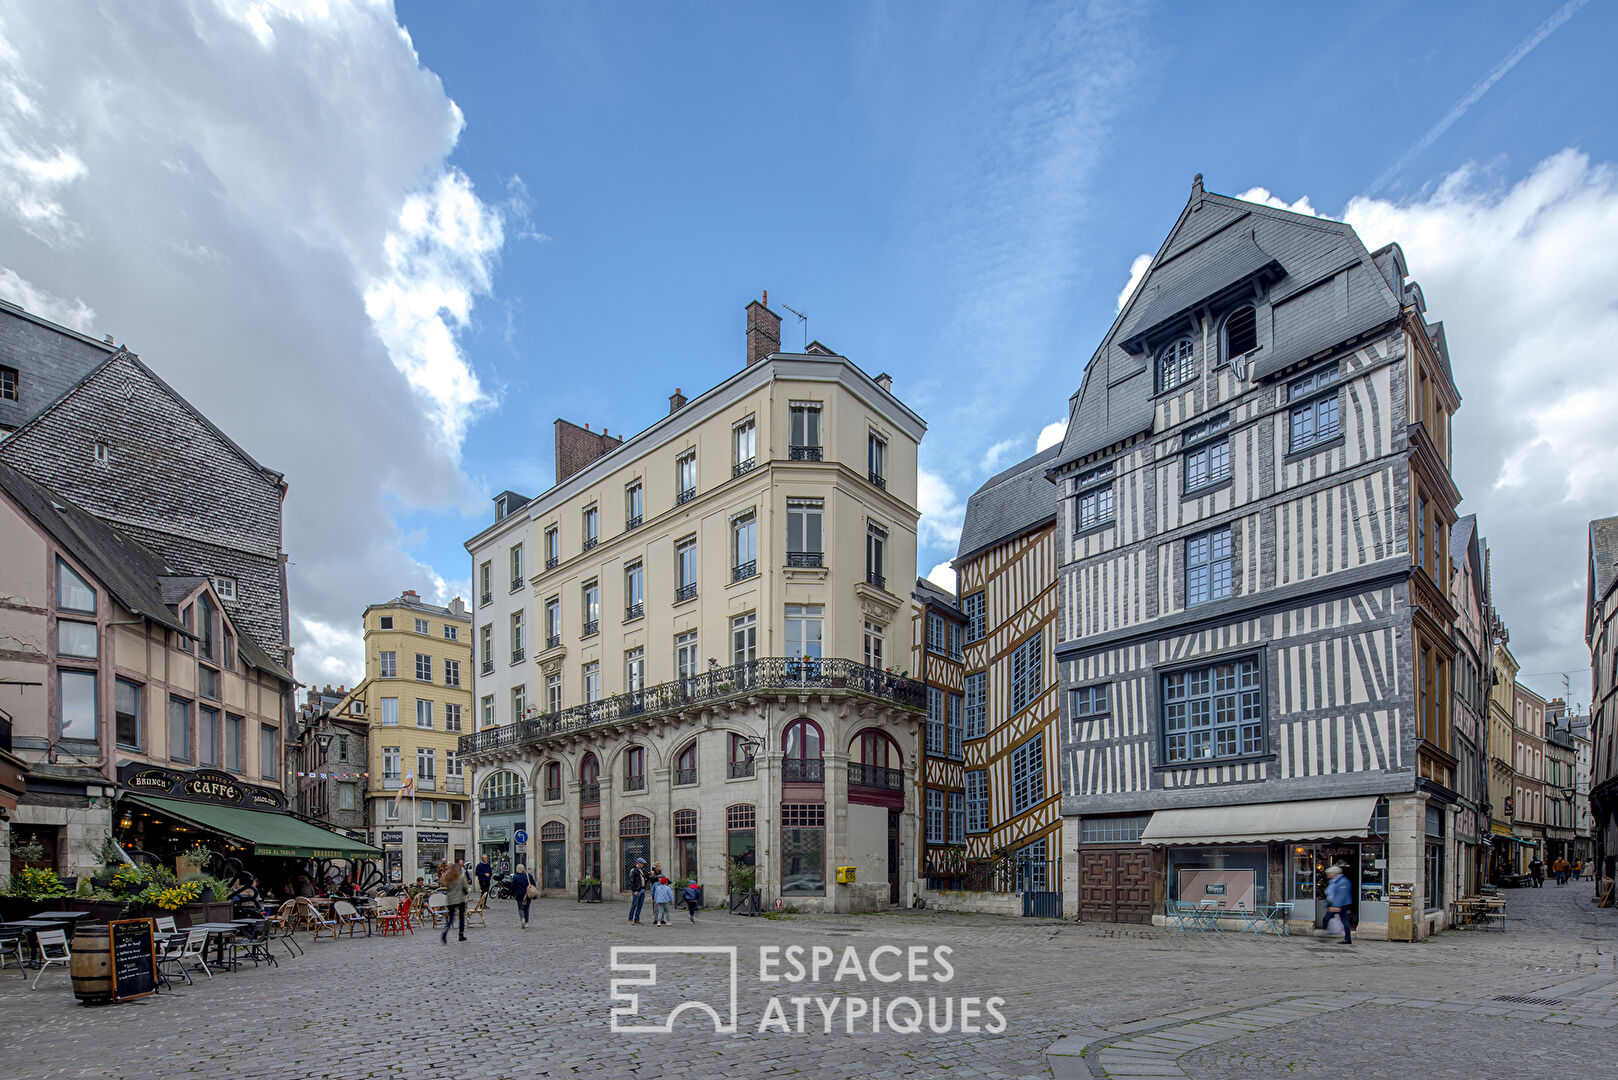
[1573, 859, 1583, 880]
[474, 855, 493, 897]
[1530, 857, 1545, 888]
[1553, 856, 1568, 886]
[627, 858, 649, 925]
[510, 862, 537, 928]
[438, 859, 469, 943]
[682, 879, 701, 922]
[652, 876, 674, 925]
[1325, 865, 1353, 945]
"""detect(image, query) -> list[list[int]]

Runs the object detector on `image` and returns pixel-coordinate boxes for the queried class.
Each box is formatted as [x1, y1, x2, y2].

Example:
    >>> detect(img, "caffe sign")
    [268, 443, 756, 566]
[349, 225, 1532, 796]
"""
[115, 761, 288, 811]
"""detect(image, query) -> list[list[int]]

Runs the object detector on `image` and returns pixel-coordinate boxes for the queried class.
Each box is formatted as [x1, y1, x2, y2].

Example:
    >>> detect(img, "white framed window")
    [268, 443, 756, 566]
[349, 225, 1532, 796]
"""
[546, 674, 562, 714]
[511, 610, 525, 660]
[213, 576, 237, 602]
[863, 620, 884, 669]
[866, 522, 887, 584]
[583, 504, 599, 548]
[416, 699, 433, 729]
[510, 543, 524, 589]
[1156, 336, 1197, 393]
[789, 401, 822, 451]
[443, 623, 458, 641]
[414, 617, 429, 635]
[545, 596, 562, 642]
[676, 450, 697, 501]
[480, 695, 494, 728]
[733, 416, 756, 471]
[784, 604, 823, 659]
[582, 661, 601, 704]
[544, 526, 559, 567]
[625, 564, 644, 616]
[511, 684, 526, 720]
[625, 481, 644, 527]
[379, 651, 397, 678]
[444, 659, 460, 687]
[867, 431, 887, 486]
[383, 745, 401, 780]
[786, 498, 823, 557]
[732, 512, 757, 575]
[416, 746, 436, 780]
[414, 653, 432, 681]
[676, 537, 697, 597]
[732, 613, 757, 666]
[445, 703, 463, 733]
[675, 631, 699, 682]
[962, 592, 986, 643]
[625, 648, 645, 692]
[380, 697, 398, 726]
[378, 615, 394, 630]
[479, 561, 492, 603]
[582, 580, 600, 630]
[479, 625, 492, 670]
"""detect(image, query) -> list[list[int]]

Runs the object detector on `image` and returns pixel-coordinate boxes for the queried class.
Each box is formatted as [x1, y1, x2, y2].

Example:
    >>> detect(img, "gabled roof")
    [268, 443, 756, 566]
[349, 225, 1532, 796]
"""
[912, 577, 962, 618]
[1590, 517, 1618, 641]
[1052, 177, 1405, 468]
[955, 444, 1062, 564]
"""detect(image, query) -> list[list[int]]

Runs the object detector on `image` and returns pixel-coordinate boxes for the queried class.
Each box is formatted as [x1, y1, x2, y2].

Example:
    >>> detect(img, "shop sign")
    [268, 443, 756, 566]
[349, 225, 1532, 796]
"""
[480, 824, 509, 841]
[380, 830, 404, 844]
[115, 761, 287, 811]
[417, 831, 450, 844]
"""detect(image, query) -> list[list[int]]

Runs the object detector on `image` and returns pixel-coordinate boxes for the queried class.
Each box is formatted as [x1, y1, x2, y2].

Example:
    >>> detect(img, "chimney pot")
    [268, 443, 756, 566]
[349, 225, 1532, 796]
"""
[669, 388, 688, 415]
[745, 299, 781, 368]
[875, 372, 893, 393]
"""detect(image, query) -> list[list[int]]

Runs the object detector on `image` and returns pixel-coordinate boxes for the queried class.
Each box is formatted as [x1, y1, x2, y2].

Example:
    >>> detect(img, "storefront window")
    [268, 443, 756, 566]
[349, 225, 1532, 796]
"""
[1169, 848, 1267, 909]
[781, 802, 825, 895]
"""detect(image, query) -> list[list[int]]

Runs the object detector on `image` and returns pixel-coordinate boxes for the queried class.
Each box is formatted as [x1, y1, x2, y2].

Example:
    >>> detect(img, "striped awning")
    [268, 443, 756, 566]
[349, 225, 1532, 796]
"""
[1139, 796, 1379, 846]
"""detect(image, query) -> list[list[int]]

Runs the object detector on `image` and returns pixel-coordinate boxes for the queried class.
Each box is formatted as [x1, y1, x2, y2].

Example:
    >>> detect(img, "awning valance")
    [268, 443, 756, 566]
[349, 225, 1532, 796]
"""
[1139, 796, 1379, 846]
[125, 794, 382, 860]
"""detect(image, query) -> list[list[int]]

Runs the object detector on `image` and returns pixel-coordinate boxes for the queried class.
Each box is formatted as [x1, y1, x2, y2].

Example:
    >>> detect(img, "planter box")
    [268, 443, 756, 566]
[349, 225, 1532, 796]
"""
[729, 890, 761, 916]
[577, 883, 602, 903]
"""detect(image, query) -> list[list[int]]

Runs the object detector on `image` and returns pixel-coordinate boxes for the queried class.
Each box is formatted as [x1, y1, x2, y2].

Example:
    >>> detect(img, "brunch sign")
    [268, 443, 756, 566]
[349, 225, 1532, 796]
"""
[114, 762, 287, 811]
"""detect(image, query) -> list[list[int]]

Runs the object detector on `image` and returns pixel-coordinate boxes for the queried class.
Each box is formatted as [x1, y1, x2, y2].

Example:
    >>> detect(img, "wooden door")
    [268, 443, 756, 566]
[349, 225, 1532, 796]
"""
[1079, 848, 1155, 924]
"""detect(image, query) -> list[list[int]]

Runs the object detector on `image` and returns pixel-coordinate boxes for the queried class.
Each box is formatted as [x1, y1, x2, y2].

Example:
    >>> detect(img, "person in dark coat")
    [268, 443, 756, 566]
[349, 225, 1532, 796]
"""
[510, 862, 536, 928]
[474, 856, 493, 898]
[438, 860, 469, 943]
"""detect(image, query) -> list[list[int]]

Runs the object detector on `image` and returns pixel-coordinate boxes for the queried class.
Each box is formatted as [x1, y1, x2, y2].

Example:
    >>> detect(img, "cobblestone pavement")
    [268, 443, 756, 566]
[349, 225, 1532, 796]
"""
[1, 883, 1613, 1079]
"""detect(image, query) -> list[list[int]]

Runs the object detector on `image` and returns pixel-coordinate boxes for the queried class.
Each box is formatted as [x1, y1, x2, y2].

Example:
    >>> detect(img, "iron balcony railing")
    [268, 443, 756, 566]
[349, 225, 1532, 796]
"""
[582, 620, 599, 637]
[623, 775, 646, 792]
[869, 470, 886, 489]
[732, 561, 756, 582]
[675, 583, 697, 603]
[782, 757, 824, 783]
[441, 776, 465, 795]
[480, 794, 525, 814]
[511, 648, 525, 664]
[546, 634, 562, 649]
[458, 657, 927, 755]
[676, 768, 697, 785]
[849, 762, 904, 792]
[545, 556, 559, 570]
[787, 551, 823, 568]
[728, 759, 755, 779]
[417, 776, 436, 792]
[583, 536, 598, 551]
[789, 445, 822, 461]
[677, 487, 697, 505]
[625, 603, 644, 622]
[479, 592, 492, 607]
[544, 786, 561, 801]
[511, 578, 524, 592]
[580, 782, 600, 804]
[626, 514, 642, 530]
[866, 570, 885, 590]
[481, 661, 494, 676]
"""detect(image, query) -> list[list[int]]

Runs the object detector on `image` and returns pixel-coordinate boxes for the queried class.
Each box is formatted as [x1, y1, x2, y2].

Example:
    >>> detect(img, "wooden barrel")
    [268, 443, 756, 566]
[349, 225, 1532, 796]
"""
[70, 927, 114, 1005]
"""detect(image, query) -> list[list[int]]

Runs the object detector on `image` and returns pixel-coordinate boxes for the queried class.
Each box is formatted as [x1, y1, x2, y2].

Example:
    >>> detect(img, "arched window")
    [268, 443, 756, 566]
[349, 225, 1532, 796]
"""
[855, 729, 901, 768]
[1223, 305, 1257, 359]
[543, 761, 561, 800]
[624, 746, 646, 791]
[479, 770, 525, 809]
[1156, 336, 1196, 393]
[618, 814, 651, 892]
[675, 742, 698, 785]
[540, 820, 565, 842]
[782, 718, 823, 758]
[580, 753, 600, 805]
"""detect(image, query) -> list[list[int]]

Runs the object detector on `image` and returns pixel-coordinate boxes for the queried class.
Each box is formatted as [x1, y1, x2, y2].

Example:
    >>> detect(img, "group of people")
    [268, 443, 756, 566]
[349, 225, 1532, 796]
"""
[1526, 856, 1585, 887]
[626, 858, 700, 925]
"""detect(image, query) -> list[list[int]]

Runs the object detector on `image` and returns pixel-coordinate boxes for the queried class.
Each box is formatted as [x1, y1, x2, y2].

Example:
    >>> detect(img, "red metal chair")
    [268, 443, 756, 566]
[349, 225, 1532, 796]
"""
[376, 897, 412, 936]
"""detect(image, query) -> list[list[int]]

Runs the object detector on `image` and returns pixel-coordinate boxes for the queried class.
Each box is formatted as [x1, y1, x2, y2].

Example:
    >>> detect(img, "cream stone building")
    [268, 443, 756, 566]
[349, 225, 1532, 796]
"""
[346, 590, 474, 882]
[463, 301, 928, 912]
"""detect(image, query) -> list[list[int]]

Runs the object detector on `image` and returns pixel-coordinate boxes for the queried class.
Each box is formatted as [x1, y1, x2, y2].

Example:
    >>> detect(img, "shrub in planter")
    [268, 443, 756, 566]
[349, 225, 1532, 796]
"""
[727, 862, 761, 915]
[577, 877, 603, 903]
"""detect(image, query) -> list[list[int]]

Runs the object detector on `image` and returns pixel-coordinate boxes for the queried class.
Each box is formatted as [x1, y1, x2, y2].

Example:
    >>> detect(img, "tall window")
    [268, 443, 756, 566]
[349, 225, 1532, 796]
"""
[1010, 735, 1044, 814]
[379, 651, 398, 679]
[1161, 656, 1263, 764]
[479, 626, 492, 671]
[416, 699, 433, 729]
[444, 658, 460, 687]
[380, 697, 399, 726]
[417, 746, 436, 780]
[786, 498, 824, 561]
[511, 610, 525, 660]
[168, 697, 192, 761]
[544, 761, 561, 800]
[0, 364, 16, 401]
[927, 687, 946, 755]
[625, 648, 645, 693]
[927, 612, 946, 654]
[781, 802, 826, 895]
[510, 543, 524, 590]
[259, 724, 277, 780]
[443, 703, 462, 733]
[676, 631, 700, 684]
[676, 451, 697, 502]
[926, 789, 945, 843]
[789, 401, 822, 456]
[198, 594, 218, 662]
[624, 564, 644, 619]
[675, 538, 698, 600]
[480, 695, 494, 728]
[1011, 631, 1042, 714]
[733, 417, 756, 472]
[867, 432, 887, 487]
[731, 613, 757, 665]
[198, 706, 219, 767]
[732, 512, 757, 577]
[625, 481, 643, 528]
[58, 670, 97, 741]
[512, 684, 526, 721]
[1416, 494, 1427, 573]
[948, 693, 963, 759]
[1223, 305, 1257, 358]
[382, 746, 401, 781]
[1186, 527, 1234, 606]
[863, 620, 884, 669]
[115, 679, 142, 749]
[963, 592, 986, 643]
[784, 604, 823, 659]
[1074, 465, 1115, 531]
[1288, 363, 1341, 451]
[949, 622, 962, 661]
[964, 673, 986, 739]
[1016, 838, 1048, 891]
[676, 743, 697, 786]
[415, 653, 432, 681]
[1184, 414, 1233, 492]
[947, 792, 965, 843]
[965, 771, 989, 833]
[582, 661, 601, 704]
[226, 715, 244, 772]
[866, 522, 887, 586]
[783, 718, 822, 760]
[1156, 336, 1196, 393]
[545, 675, 561, 714]
[582, 580, 600, 632]
[55, 557, 96, 613]
[479, 561, 492, 604]
[624, 746, 645, 789]
[582, 505, 599, 549]
[544, 526, 559, 568]
[545, 597, 562, 643]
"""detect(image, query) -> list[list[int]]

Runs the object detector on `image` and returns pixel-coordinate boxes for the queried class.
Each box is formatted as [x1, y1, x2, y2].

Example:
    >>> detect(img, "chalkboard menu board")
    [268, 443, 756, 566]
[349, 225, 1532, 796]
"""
[110, 919, 157, 1001]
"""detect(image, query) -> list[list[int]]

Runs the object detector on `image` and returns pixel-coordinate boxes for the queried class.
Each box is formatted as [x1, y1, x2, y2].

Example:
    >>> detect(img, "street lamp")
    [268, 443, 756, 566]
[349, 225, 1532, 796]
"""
[315, 731, 336, 758]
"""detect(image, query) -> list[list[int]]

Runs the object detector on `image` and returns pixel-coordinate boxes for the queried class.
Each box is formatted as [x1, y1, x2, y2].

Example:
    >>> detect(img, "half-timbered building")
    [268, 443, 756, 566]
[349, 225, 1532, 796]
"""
[911, 578, 966, 889]
[1051, 178, 1463, 935]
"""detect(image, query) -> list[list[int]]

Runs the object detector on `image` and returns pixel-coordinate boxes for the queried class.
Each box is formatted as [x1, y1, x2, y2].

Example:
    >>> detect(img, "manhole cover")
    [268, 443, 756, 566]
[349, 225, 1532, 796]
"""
[1492, 995, 1564, 1006]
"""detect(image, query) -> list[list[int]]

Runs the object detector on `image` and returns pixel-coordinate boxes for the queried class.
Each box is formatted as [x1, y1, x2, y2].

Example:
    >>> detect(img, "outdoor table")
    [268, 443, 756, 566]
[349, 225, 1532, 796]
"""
[189, 922, 249, 970]
[4, 920, 59, 966]
[28, 910, 93, 921]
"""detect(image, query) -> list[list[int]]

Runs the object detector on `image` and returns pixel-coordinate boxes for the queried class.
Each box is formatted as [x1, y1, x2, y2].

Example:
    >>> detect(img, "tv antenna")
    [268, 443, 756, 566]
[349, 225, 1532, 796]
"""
[782, 304, 808, 349]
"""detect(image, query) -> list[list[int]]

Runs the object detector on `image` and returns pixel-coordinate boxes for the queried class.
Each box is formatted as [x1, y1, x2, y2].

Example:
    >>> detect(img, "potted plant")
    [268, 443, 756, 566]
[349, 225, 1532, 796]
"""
[728, 861, 760, 916]
[577, 876, 602, 903]
[175, 842, 212, 880]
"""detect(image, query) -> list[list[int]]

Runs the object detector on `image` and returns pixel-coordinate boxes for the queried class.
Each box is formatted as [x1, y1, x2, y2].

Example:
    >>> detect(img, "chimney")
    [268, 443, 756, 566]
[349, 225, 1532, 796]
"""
[875, 372, 893, 393]
[554, 418, 624, 484]
[448, 597, 467, 618]
[746, 296, 781, 367]
[668, 388, 687, 415]
[401, 589, 418, 600]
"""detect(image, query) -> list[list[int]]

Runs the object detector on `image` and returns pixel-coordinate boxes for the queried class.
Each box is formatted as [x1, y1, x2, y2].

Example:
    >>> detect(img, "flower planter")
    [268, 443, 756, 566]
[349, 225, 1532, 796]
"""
[729, 890, 761, 916]
[577, 883, 602, 903]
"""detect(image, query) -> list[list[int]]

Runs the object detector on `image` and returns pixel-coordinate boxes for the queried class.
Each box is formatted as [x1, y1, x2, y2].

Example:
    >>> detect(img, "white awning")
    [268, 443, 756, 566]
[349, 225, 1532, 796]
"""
[1139, 796, 1379, 846]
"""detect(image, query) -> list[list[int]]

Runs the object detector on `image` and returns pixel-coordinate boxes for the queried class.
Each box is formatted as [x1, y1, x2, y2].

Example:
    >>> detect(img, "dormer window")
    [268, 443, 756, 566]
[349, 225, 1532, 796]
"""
[1156, 337, 1197, 393]
[1223, 306, 1258, 359]
[496, 495, 508, 522]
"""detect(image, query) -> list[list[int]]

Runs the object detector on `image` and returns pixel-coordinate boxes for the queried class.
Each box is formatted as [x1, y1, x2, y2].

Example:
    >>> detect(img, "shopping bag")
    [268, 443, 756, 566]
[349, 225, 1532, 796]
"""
[1325, 914, 1343, 935]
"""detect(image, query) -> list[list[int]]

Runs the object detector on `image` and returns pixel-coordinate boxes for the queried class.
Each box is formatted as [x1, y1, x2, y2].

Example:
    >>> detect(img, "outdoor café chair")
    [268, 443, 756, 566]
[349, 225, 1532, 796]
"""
[155, 915, 178, 934]
[30, 929, 70, 990]
[465, 892, 488, 928]
[176, 926, 213, 980]
[267, 901, 304, 957]
[376, 896, 411, 936]
[155, 928, 190, 988]
[299, 899, 339, 943]
[228, 921, 277, 969]
[0, 929, 28, 978]
[332, 900, 367, 938]
[425, 892, 448, 927]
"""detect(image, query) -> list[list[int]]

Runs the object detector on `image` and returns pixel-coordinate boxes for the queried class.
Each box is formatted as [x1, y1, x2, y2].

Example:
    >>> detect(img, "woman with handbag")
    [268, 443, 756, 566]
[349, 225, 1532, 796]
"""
[512, 862, 538, 929]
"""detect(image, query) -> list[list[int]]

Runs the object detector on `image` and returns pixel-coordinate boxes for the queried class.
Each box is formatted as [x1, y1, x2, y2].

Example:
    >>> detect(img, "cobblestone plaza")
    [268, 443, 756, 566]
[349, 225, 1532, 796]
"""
[3, 886, 1615, 1079]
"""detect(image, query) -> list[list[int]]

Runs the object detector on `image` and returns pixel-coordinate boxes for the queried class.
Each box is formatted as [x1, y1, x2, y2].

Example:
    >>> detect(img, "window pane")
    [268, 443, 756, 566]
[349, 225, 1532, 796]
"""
[59, 670, 97, 740]
[115, 679, 141, 747]
[781, 827, 825, 895]
[56, 559, 96, 612]
[58, 620, 98, 659]
[169, 698, 191, 760]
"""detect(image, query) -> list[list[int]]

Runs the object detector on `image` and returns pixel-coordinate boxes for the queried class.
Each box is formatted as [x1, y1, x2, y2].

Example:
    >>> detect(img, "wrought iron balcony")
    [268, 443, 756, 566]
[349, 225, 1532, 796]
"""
[479, 592, 492, 607]
[787, 551, 823, 568]
[458, 656, 927, 756]
[676, 767, 697, 785]
[624, 603, 644, 622]
[728, 759, 755, 779]
[788, 445, 822, 461]
[849, 762, 904, 792]
[677, 487, 697, 505]
[481, 660, 494, 675]
[480, 794, 525, 814]
[441, 776, 465, 794]
[623, 775, 646, 792]
[417, 776, 436, 792]
[732, 561, 756, 582]
[511, 648, 525, 664]
[866, 570, 886, 590]
[782, 757, 824, 783]
[583, 536, 598, 552]
[582, 620, 599, 637]
[544, 786, 561, 801]
[868, 470, 886, 489]
[733, 458, 756, 477]
[546, 633, 562, 649]
[511, 578, 524, 592]
[626, 514, 642, 530]
[580, 782, 600, 804]
[675, 583, 697, 603]
[545, 556, 559, 570]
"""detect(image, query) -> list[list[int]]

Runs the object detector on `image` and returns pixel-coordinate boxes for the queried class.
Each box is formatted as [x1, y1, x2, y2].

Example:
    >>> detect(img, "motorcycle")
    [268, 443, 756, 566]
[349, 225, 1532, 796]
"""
[490, 874, 514, 901]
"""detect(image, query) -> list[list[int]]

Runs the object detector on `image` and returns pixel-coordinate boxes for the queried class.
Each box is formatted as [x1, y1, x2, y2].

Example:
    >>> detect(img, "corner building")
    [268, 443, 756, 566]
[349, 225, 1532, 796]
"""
[463, 303, 928, 912]
[1054, 180, 1464, 935]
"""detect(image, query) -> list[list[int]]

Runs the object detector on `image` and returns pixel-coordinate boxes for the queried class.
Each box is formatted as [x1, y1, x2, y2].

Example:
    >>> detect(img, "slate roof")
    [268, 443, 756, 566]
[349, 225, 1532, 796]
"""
[955, 444, 1062, 564]
[0, 461, 292, 682]
[1591, 516, 1618, 603]
[912, 577, 962, 618]
[1052, 178, 1407, 468]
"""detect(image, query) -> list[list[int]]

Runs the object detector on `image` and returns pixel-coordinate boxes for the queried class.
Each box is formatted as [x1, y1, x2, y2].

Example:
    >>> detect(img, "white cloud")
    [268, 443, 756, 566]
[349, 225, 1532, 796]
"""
[980, 437, 1020, 473]
[0, 1, 511, 687]
[918, 467, 966, 547]
[1115, 252, 1150, 312]
[1036, 415, 1068, 452]
[926, 562, 957, 595]
[0, 268, 94, 332]
[1234, 187, 1320, 217]
[1339, 149, 1618, 692]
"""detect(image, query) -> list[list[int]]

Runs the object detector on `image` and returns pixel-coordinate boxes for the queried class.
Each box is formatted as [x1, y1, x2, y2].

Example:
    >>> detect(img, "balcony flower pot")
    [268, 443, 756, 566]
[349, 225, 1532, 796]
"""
[728, 890, 762, 916]
[577, 879, 602, 904]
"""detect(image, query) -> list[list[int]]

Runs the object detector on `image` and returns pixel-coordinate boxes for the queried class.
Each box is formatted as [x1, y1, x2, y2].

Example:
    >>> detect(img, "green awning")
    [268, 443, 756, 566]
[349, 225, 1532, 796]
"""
[126, 794, 382, 860]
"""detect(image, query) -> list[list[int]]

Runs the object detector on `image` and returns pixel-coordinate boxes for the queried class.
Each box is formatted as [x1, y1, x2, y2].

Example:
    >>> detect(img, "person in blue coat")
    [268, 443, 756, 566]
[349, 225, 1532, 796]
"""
[1325, 865, 1353, 945]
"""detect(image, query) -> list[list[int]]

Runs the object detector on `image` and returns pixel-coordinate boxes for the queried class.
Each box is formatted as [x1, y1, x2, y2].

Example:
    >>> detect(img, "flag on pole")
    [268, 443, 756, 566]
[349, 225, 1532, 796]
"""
[393, 769, 415, 816]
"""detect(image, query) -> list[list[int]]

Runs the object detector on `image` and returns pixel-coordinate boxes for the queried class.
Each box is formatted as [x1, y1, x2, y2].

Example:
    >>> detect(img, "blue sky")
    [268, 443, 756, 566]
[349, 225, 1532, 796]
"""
[3, 1, 1614, 698]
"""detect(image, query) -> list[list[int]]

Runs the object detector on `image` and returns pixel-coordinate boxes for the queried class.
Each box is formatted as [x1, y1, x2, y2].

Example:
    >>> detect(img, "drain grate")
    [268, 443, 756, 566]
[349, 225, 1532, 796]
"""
[1492, 995, 1564, 1006]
